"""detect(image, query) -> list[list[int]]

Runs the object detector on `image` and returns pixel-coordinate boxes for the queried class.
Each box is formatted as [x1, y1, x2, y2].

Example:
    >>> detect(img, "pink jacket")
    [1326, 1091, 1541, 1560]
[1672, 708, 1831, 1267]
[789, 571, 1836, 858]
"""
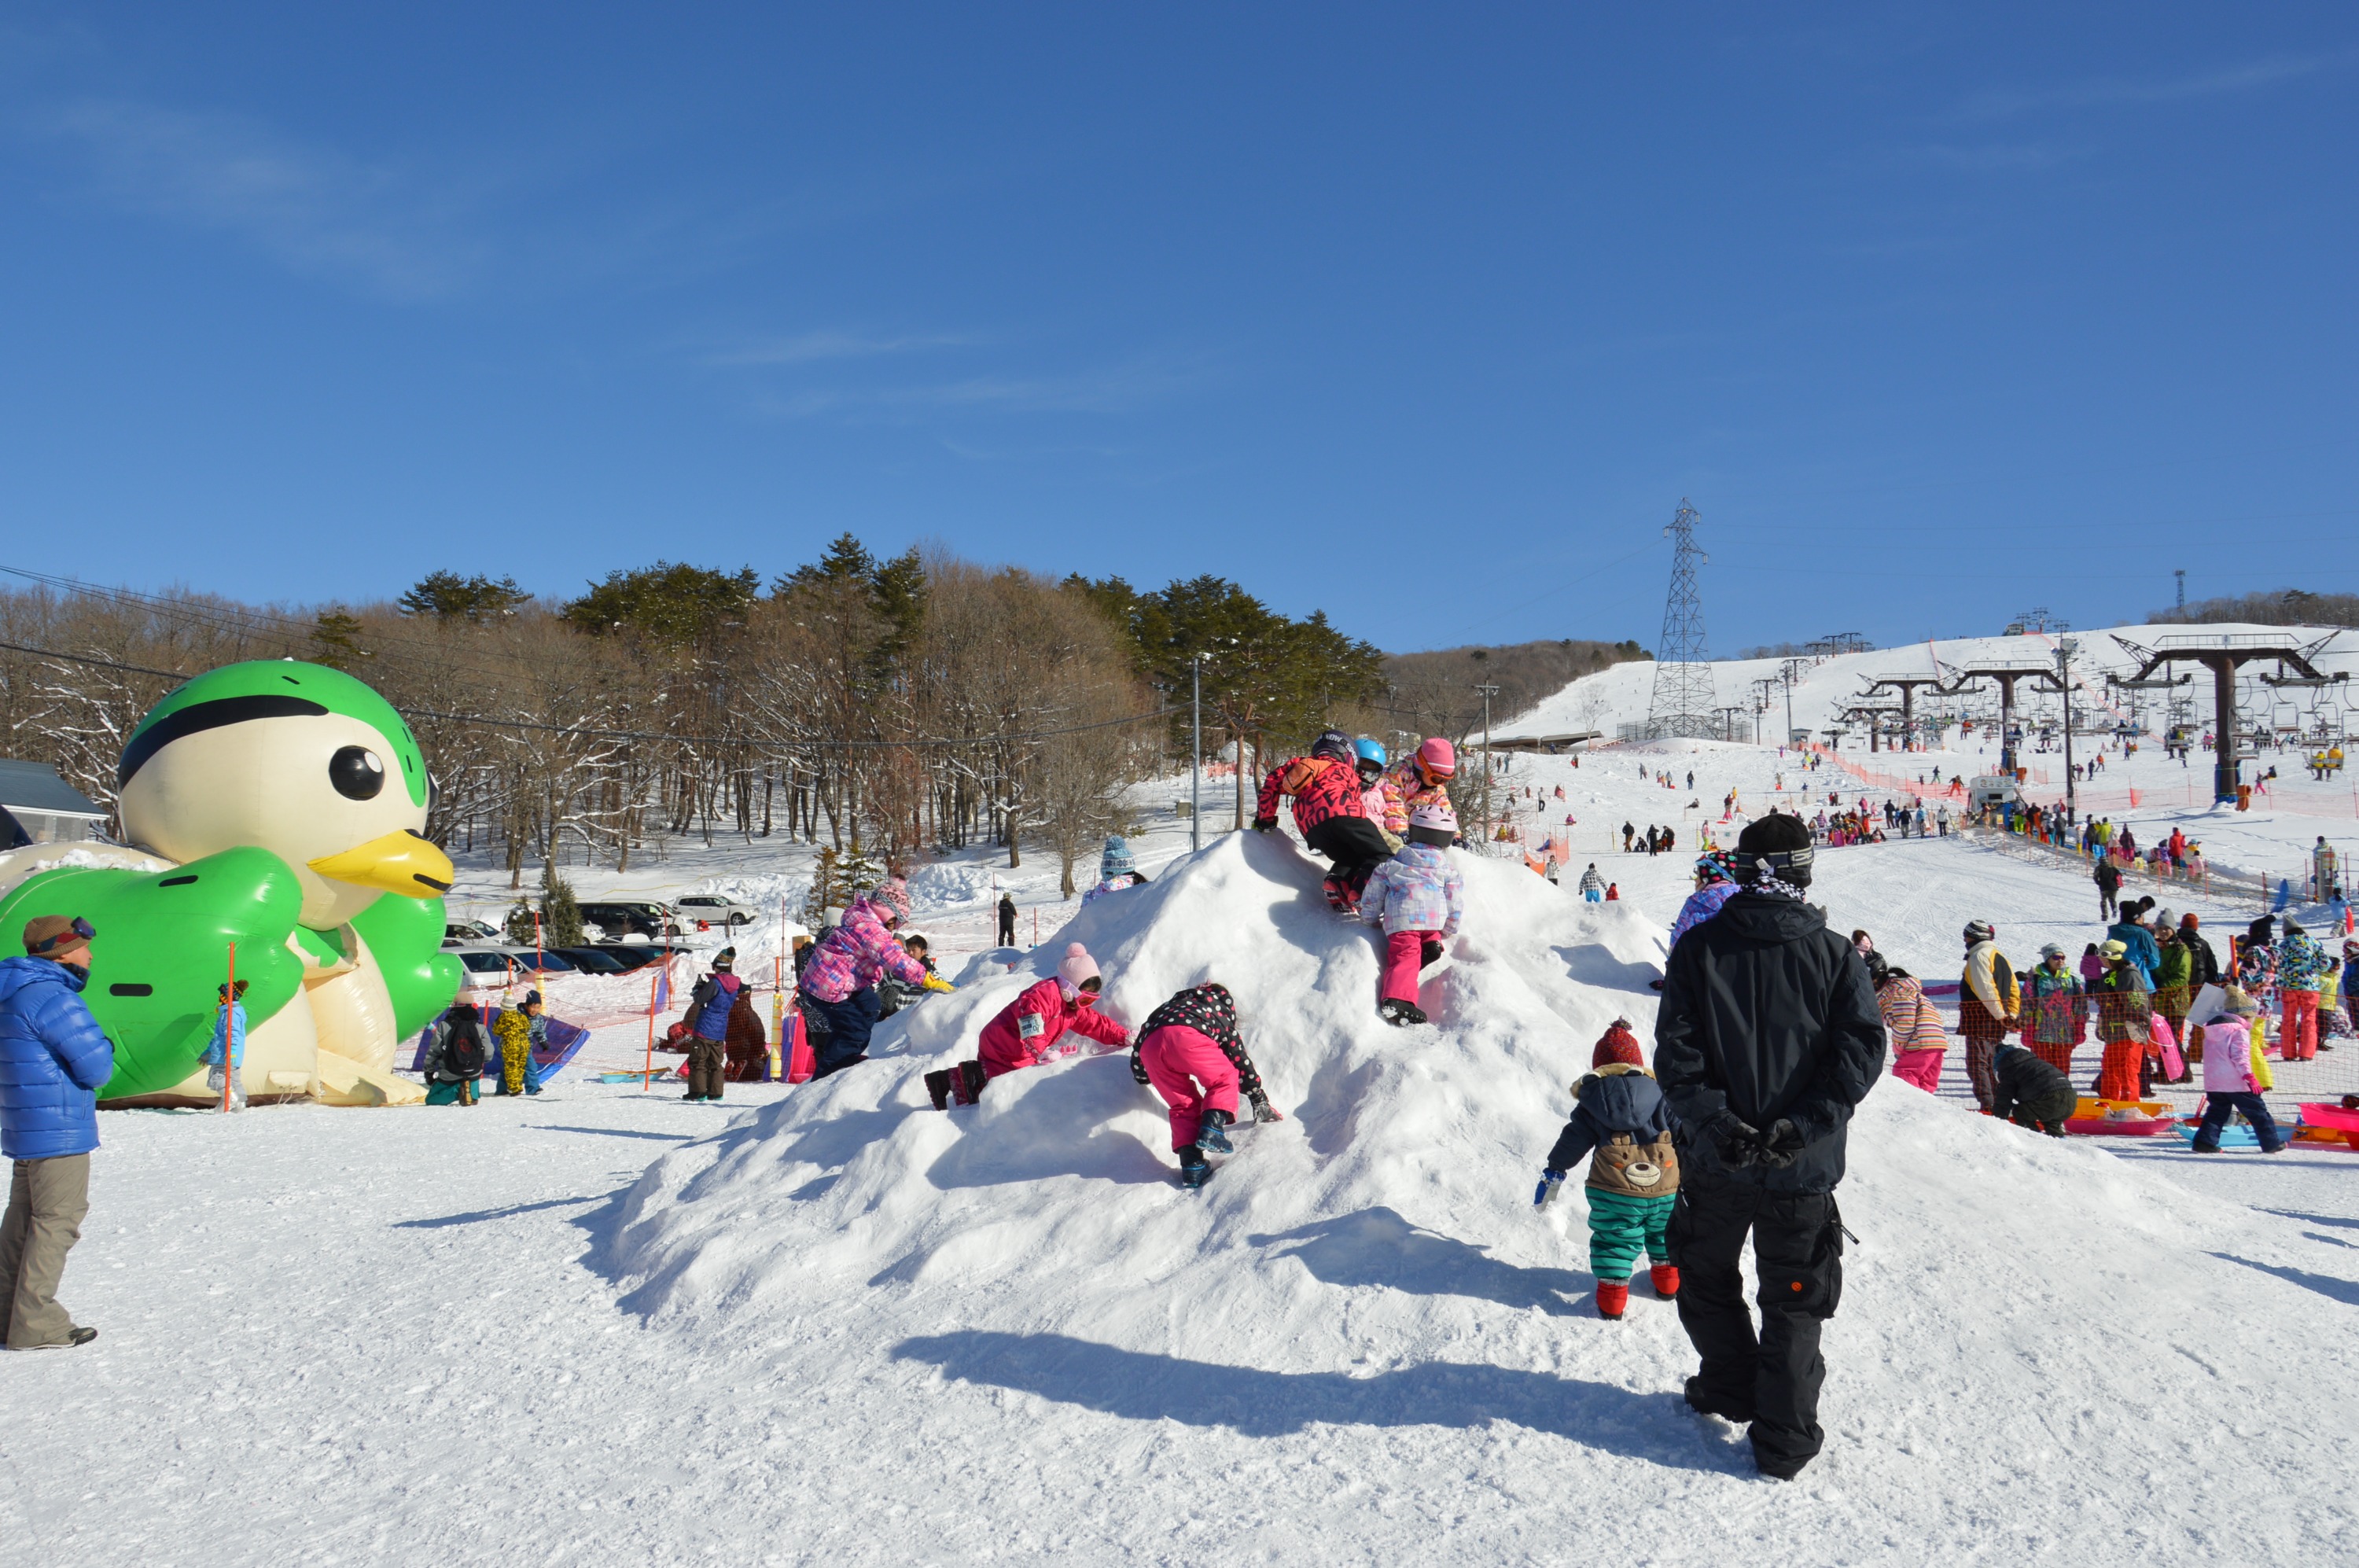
[977, 977, 1129, 1077]
[2200, 1019, 2259, 1095]
[1362, 775, 1408, 837]
[800, 898, 928, 1004]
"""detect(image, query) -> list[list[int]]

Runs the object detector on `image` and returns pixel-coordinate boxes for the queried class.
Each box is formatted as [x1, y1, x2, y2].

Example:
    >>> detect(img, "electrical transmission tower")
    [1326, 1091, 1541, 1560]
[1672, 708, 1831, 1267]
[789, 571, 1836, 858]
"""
[1646, 499, 1718, 739]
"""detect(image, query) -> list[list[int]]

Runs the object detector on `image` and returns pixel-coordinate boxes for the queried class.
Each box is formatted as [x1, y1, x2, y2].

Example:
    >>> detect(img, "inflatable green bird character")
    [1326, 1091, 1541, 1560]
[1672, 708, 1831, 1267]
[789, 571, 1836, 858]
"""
[0, 661, 463, 1105]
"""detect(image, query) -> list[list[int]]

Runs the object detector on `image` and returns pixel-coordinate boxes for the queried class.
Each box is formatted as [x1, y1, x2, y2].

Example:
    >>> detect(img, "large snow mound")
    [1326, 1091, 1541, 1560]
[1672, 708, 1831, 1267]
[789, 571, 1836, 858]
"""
[604, 834, 2359, 1546]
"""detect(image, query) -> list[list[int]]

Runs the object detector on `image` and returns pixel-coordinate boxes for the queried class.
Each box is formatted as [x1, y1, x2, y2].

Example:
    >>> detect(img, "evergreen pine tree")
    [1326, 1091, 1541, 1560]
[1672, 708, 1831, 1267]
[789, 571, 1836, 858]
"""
[542, 863, 585, 948]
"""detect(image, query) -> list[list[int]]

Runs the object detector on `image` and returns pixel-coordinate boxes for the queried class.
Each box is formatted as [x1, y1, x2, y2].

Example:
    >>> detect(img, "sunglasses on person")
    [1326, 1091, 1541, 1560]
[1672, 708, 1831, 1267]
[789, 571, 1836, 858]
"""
[29, 918, 96, 954]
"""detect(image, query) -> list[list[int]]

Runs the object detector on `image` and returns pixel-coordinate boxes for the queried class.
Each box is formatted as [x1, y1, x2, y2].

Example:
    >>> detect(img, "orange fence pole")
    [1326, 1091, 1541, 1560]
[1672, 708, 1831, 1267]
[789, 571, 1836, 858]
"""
[220, 942, 237, 1112]
[642, 964, 660, 1091]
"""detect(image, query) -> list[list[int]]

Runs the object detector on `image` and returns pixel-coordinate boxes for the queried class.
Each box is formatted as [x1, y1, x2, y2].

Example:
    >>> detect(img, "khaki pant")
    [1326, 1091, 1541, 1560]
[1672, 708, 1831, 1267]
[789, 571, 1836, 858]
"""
[0, 1154, 90, 1349]
[686, 1036, 726, 1099]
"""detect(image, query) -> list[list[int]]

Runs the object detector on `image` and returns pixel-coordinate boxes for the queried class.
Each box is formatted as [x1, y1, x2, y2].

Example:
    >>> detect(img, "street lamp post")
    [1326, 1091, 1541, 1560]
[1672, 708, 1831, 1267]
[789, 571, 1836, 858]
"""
[1475, 682, 1500, 841]
[1190, 653, 1206, 853]
[2056, 636, 2078, 825]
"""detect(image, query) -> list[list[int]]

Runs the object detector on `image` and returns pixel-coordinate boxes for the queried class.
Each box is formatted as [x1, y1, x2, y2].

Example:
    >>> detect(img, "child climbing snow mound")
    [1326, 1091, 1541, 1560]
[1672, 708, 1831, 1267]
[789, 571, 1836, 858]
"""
[1536, 1033, 1681, 1320]
[1254, 729, 1392, 914]
[1363, 801, 1465, 1027]
[1131, 982, 1275, 1188]
[927, 944, 1127, 1110]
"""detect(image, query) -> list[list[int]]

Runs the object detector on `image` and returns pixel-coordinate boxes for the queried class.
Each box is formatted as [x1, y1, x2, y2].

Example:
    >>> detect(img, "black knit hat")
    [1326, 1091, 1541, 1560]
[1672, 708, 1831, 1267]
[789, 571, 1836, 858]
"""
[1732, 812, 1814, 887]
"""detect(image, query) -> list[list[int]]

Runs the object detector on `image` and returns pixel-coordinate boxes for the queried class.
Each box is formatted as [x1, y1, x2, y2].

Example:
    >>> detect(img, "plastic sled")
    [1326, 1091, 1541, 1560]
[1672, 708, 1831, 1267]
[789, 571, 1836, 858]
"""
[2064, 1096, 2174, 1137]
[2297, 1102, 2359, 1151]
[2169, 1121, 2281, 1150]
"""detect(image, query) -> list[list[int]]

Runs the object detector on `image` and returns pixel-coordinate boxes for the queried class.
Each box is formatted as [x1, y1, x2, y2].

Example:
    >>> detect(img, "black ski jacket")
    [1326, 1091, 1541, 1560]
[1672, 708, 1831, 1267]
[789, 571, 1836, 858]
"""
[1989, 1044, 2074, 1121]
[1655, 891, 1886, 1194]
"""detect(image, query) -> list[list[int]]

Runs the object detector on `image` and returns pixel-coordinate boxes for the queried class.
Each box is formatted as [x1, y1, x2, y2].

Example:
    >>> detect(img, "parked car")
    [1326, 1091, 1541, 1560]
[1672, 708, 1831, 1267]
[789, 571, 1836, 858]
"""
[589, 944, 688, 972]
[443, 918, 505, 947]
[551, 946, 635, 974]
[578, 901, 680, 940]
[452, 948, 580, 981]
[674, 893, 759, 929]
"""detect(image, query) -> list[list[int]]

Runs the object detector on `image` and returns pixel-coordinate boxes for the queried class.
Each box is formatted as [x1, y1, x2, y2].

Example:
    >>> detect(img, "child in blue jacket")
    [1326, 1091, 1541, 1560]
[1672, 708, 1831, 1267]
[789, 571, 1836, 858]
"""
[201, 980, 248, 1111]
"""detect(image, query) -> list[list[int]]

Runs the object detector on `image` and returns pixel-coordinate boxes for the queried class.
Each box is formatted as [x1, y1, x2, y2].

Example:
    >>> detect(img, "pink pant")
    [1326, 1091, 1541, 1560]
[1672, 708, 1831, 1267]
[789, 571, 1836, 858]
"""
[1138, 1024, 1240, 1150]
[1891, 1048, 1944, 1093]
[1381, 929, 1434, 1005]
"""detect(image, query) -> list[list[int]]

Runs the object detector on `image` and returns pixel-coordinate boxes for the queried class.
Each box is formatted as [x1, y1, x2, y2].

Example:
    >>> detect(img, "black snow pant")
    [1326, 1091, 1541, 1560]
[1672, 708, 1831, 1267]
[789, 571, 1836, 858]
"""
[1304, 816, 1394, 900]
[998, 911, 1017, 946]
[2098, 887, 2118, 921]
[1667, 1172, 1846, 1477]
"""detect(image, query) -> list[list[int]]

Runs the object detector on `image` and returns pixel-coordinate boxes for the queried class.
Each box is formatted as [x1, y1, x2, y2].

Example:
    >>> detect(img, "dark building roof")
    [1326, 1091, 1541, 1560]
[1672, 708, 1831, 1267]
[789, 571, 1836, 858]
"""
[0, 759, 105, 817]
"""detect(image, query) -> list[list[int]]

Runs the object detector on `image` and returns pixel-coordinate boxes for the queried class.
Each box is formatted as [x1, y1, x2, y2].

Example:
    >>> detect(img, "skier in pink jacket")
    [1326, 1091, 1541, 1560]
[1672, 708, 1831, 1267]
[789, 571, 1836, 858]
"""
[976, 944, 1129, 1078]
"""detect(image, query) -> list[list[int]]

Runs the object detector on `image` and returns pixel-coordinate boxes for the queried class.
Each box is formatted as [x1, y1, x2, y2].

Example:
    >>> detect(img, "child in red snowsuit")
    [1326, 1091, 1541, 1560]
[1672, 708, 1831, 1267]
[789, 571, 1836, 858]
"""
[929, 944, 1128, 1110]
[1256, 729, 1394, 912]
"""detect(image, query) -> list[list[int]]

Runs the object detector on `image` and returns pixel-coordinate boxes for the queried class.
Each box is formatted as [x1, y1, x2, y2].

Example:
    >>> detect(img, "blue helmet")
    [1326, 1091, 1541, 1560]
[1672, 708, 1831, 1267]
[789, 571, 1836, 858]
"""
[1352, 738, 1388, 767]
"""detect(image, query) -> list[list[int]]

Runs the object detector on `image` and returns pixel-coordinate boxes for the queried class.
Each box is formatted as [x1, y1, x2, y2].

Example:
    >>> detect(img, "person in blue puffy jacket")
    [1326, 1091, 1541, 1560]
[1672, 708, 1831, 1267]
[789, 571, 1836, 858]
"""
[201, 979, 248, 1111]
[0, 914, 115, 1349]
[682, 948, 743, 1102]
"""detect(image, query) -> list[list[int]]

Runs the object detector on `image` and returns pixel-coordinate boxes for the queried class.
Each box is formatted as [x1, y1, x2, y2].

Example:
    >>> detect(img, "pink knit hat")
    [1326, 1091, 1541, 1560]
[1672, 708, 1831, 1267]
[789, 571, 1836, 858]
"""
[1057, 942, 1100, 990]
[1416, 738, 1456, 778]
[870, 878, 911, 923]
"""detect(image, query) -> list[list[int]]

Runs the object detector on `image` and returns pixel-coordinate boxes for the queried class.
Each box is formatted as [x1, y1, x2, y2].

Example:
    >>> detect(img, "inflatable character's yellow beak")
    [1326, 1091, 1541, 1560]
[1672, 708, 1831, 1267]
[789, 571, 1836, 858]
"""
[308, 830, 455, 896]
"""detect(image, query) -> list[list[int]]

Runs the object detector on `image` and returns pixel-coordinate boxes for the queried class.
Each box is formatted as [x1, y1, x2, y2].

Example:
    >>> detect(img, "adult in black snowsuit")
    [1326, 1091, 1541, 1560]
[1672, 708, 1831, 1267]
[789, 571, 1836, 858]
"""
[997, 893, 1018, 948]
[2093, 859, 2122, 922]
[2177, 913, 2220, 988]
[1655, 812, 1885, 1482]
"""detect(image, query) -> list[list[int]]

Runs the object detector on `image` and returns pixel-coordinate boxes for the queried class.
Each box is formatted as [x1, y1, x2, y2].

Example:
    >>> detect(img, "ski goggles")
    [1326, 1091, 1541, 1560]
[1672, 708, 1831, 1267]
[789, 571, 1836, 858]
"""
[27, 917, 96, 955]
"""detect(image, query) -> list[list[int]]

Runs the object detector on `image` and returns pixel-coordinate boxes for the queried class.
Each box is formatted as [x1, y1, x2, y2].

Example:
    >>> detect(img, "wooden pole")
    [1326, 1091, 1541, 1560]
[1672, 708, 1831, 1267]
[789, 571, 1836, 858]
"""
[220, 942, 237, 1112]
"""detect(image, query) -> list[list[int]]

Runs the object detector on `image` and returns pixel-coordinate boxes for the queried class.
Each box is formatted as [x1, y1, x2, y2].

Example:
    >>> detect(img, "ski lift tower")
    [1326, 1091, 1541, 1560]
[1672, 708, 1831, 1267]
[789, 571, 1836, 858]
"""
[2111, 631, 2347, 804]
[1938, 661, 2063, 775]
[1644, 500, 1718, 740]
[1860, 673, 1945, 752]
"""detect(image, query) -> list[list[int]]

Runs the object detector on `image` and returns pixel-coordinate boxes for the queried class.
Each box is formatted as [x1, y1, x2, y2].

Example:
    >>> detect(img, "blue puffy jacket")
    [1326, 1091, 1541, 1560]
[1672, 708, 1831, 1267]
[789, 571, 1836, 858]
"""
[0, 956, 116, 1161]
[690, 972, 742, 1040]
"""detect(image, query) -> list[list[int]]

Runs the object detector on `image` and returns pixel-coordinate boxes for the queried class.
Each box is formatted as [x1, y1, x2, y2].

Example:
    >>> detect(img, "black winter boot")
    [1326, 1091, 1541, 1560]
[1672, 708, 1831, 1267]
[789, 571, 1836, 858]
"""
[1197, 1109, 1235, 1154]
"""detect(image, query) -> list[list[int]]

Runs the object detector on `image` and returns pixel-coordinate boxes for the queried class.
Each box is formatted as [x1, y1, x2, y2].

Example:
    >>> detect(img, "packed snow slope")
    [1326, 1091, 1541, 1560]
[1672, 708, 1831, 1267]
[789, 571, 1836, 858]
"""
[604, 830, 2359, 1561]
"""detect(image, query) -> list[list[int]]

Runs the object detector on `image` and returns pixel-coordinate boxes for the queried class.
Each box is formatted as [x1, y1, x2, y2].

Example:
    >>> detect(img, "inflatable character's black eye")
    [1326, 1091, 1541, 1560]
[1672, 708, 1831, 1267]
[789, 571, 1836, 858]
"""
[329, 745, 385, 801]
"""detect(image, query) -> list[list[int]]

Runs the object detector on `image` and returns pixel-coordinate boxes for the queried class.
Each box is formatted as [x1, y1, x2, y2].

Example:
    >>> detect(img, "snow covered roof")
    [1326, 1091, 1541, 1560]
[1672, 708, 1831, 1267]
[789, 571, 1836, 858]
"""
[0, 758, 103, 818]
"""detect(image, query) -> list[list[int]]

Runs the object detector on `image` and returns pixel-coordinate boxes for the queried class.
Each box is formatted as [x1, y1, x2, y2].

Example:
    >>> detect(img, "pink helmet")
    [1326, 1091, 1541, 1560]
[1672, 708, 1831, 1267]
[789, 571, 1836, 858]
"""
[1416, 738, 1456, 779]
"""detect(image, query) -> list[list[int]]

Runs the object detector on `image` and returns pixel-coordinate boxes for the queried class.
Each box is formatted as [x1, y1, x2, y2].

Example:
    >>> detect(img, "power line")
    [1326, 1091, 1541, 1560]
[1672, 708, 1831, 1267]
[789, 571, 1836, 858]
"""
[0, 639, 1181, 751]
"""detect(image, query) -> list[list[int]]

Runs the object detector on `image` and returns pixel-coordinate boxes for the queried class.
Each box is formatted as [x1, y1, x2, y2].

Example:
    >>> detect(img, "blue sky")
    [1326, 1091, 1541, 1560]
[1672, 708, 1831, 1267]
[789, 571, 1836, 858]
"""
[2, 4, 2353, 653]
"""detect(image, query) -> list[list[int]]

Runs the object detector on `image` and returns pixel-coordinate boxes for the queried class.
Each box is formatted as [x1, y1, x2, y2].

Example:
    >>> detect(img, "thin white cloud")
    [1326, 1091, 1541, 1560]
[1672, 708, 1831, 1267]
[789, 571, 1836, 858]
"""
[751, 354, 1220, 422]
[702, 329, 987, 366]
[34, 98, 486, 300]
[1960, 51, 2356, 120]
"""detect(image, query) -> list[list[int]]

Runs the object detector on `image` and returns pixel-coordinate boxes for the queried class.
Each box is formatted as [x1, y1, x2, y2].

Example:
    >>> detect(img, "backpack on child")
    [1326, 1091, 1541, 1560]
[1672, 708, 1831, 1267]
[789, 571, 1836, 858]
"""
[445, 1014, 488, 1078]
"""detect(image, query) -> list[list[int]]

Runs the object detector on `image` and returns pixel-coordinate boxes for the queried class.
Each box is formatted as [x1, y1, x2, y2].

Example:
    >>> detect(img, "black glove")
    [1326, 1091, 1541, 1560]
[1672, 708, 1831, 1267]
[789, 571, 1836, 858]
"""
[1705, 1111, 1765, 1169]
[1758, 1118, 1805, 1169]
[1253, 816, 1278, 833]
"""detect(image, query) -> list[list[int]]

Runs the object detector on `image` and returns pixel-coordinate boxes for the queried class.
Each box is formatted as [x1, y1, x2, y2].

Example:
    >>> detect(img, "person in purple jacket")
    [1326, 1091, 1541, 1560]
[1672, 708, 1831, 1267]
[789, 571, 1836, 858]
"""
[0, 915, 115, 1350]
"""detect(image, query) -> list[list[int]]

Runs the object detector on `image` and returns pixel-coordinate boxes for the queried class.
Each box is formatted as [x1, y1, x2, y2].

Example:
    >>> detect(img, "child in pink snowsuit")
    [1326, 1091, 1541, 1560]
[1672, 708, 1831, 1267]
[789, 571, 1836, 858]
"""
[975, 943, 1128, 1078]
[1360, 801, 1465, 1029]
[1133, 982, 1255, 1188]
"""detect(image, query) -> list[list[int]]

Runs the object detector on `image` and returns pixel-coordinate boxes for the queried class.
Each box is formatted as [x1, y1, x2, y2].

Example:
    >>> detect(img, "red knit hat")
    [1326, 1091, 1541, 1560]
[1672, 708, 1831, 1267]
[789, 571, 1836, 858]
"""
[1592, 1020, 1643, 1069]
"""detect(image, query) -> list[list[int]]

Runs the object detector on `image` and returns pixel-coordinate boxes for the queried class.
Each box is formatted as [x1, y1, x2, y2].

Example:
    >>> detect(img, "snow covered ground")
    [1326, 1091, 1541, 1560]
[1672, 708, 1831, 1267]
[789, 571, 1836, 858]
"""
[7, 732, 2359, 1566]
